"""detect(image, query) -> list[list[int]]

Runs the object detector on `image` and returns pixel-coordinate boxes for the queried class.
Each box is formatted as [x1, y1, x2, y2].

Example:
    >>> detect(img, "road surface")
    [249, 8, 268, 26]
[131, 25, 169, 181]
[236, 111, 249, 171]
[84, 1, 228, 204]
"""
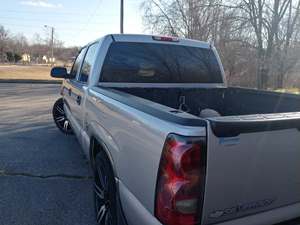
[0, 83, 97, 225]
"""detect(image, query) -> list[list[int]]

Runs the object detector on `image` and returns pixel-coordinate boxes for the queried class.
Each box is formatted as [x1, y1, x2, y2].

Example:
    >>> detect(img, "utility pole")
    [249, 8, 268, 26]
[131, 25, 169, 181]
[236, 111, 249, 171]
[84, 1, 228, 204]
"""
[120, 0, 124, 33]
[44, 25, 55, 65]
[50, 27, 54, 64]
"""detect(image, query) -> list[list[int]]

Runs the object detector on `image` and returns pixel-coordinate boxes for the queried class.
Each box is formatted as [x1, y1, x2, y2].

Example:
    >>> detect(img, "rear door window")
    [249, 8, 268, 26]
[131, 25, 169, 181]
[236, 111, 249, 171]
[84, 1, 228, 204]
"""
[70, 47, 87, 78]
[78, 43, 98, 83]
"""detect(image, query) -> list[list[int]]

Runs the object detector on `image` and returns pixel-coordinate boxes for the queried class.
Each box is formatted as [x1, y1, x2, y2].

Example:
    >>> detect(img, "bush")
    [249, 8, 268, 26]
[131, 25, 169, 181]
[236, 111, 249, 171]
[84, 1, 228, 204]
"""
[5, 52, 21, 63]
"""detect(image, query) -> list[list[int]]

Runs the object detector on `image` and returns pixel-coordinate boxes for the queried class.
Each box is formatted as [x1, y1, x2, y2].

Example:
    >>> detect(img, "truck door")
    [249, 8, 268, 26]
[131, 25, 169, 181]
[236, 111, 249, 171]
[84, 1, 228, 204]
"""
[63, 47, 87, 137]
[72, 42, 98, 131]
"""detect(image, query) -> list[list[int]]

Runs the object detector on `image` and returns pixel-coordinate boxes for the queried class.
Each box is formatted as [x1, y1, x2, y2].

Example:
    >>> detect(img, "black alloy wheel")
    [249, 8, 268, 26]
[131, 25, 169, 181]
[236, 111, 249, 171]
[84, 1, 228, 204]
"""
[52, 98, 73, 135]
[94, 151, 118, 225]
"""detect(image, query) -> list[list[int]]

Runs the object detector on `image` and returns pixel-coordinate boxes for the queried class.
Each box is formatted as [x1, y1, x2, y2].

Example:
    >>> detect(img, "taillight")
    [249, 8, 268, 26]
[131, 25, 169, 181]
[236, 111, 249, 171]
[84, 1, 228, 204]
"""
[155, 134, 207, 225]
[152, 36, 179, 42]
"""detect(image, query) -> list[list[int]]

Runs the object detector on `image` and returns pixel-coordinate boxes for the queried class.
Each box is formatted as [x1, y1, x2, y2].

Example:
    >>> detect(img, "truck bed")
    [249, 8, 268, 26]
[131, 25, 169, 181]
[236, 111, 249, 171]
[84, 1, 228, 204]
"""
[114, 87, 300, 117]
[108, 86, 300, 224]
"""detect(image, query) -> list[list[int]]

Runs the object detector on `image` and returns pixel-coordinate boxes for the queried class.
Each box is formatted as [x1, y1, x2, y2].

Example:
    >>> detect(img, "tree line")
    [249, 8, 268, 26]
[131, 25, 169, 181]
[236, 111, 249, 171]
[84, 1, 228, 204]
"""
[0, 25, 78, 65]
[142, 0, 300, 89]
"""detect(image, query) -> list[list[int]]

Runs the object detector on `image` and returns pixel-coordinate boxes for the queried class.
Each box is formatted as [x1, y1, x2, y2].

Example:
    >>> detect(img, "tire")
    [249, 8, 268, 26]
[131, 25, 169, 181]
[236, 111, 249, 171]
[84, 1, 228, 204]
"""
[52, 98, 73, 135]
[94, 151, 118, 225]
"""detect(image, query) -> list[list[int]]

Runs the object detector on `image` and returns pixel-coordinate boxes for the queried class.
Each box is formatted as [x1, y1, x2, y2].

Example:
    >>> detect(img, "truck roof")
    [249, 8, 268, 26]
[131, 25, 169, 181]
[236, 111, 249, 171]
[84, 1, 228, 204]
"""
[94, 34, 211, 49]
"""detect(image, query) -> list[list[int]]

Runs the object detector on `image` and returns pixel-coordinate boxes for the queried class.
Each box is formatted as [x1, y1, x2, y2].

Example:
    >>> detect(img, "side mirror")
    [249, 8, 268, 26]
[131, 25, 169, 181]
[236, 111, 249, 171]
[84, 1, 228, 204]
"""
[51, 67, 71, 79]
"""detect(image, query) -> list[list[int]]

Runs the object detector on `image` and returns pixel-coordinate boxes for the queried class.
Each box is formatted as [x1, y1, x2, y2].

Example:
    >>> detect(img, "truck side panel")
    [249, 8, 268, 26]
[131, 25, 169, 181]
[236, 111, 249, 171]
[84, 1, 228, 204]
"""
[85, 87, 206, 215]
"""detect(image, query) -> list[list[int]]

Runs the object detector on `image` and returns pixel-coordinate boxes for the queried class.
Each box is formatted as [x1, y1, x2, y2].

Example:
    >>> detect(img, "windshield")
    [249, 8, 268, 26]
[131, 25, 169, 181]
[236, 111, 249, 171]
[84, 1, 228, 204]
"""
[100, 42, 223, 83]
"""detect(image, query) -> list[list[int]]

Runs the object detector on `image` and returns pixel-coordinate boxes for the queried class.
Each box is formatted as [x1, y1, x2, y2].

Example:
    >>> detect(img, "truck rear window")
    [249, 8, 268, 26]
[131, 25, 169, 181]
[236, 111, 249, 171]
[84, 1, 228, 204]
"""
[100, 42, 223, 83]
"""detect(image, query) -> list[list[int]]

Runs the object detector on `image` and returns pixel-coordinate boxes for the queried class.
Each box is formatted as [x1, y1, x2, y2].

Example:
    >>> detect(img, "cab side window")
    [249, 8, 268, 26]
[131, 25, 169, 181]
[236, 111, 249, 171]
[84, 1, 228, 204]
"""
[70, 47, 87, 79]
[78, 43, 98, 83]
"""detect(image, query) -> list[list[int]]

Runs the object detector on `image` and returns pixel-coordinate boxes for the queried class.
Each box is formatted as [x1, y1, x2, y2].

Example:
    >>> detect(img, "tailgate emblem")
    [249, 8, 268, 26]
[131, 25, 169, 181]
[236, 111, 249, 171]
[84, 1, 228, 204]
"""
[209, 198, 275, 219]
[209, 210, 224, 218]
[219, 137, 240, 146]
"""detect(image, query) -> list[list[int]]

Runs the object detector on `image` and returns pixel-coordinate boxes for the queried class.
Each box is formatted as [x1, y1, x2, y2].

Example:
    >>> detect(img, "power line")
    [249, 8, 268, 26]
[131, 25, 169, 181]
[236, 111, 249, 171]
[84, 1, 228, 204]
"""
[70, 0, 106, 44]
[1, 0, 144, 45]
[0, 9, 118, 16]
[0, 23, 111, 33]
[0, 16, 111, 25]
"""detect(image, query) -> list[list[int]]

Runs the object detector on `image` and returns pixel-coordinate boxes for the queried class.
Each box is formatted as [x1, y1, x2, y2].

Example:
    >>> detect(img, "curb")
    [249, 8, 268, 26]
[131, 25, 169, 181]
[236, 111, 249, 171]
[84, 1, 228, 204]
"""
[0, 79, 62, 84]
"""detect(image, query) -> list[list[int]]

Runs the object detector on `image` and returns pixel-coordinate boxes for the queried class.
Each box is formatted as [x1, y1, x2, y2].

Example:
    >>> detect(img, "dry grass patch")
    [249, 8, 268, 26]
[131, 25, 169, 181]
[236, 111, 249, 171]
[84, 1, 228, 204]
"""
[0, 65, 58, 81]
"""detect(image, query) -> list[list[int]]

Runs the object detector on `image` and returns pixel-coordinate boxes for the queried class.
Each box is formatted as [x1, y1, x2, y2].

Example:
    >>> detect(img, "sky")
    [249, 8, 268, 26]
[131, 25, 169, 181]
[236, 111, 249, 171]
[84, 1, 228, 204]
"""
[0, 0, 145, 47]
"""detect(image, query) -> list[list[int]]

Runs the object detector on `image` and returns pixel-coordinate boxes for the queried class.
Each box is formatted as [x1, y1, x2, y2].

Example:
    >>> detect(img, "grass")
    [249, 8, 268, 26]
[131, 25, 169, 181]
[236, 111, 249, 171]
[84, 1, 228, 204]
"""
[0, 64, 58, 81]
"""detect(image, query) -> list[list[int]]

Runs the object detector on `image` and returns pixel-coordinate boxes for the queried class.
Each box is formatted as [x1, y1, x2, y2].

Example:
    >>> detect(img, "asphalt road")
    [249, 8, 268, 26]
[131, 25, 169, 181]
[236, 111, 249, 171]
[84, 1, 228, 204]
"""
[0, 83, 97, 225]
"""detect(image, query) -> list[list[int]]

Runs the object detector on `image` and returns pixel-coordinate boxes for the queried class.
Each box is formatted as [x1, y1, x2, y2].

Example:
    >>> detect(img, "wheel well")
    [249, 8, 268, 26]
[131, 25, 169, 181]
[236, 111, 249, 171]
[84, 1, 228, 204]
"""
[90, 137, 102, 168]
[90, 137, 128, 225]
[90, 137, 116, 176]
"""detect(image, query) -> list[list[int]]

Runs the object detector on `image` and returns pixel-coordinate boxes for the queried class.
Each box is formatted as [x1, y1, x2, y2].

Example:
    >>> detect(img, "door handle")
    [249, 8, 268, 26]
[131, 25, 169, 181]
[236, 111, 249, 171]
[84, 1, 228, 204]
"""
[68, 88, 72, 96]
[76, 96, 81, 105]
[92, 96, 101, 103]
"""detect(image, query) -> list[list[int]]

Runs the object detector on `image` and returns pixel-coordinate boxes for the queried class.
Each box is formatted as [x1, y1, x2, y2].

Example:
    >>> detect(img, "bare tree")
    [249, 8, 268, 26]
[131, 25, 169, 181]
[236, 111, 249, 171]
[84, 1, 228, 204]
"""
[142, 0, 227, 40]
[236, 0, 300, 89]
[141, 0, 257, 85]
[0, 26, 9, 62]
[142, 0, 300, 90]
[0, 24, 80, 65]
[274, 0, 300, 88]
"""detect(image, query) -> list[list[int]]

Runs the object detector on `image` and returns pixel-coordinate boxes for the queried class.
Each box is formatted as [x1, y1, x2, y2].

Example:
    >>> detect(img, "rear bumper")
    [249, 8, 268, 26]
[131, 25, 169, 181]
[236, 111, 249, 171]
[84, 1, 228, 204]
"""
[118, 180, 162, 225]
[118, 178, 300, 225]
[213, 202, 300, 225]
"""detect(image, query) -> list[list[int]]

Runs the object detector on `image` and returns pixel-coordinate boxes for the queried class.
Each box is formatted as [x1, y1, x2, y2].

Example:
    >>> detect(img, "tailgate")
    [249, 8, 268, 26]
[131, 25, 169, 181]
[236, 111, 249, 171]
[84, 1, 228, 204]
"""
[202, 113, 300, 225]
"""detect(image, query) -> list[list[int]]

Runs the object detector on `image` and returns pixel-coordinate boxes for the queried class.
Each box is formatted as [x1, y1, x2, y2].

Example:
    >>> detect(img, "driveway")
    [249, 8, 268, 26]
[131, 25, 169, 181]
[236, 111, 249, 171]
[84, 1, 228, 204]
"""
[0, 83, 97, 225]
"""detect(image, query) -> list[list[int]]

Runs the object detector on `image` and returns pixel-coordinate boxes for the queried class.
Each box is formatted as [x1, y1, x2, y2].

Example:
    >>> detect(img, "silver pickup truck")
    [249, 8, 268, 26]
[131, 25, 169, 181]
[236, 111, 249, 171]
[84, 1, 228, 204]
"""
[50, 34, 300, 225]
